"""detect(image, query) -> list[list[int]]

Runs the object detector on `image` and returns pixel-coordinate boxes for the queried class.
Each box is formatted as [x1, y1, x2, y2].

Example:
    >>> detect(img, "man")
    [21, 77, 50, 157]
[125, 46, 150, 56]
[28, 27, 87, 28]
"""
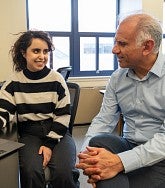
[76, 13, 165, 188]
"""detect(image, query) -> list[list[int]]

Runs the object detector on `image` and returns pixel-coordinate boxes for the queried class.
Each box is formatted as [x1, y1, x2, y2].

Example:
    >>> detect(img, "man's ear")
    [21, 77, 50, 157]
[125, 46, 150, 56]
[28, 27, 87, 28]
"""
[142, 39, 155, 55]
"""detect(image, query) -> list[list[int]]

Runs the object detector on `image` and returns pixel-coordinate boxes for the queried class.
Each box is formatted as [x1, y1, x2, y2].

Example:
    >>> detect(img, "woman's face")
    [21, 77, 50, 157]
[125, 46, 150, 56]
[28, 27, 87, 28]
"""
[23, 38, 49, 72]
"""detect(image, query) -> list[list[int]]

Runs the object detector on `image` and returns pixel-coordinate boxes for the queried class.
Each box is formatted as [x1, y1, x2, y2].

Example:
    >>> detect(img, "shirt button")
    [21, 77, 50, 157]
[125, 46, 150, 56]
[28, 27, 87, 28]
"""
[136, 99, 140, 103]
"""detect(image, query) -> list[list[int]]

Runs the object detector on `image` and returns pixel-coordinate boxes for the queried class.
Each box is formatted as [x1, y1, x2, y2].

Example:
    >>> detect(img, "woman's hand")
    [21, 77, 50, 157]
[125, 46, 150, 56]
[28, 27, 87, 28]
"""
[38, 146, 52, 168]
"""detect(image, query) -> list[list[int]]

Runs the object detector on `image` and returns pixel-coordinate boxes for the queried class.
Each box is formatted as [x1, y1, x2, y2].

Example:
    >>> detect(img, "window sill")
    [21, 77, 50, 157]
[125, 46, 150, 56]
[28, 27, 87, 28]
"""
[68, 76, 110, 88]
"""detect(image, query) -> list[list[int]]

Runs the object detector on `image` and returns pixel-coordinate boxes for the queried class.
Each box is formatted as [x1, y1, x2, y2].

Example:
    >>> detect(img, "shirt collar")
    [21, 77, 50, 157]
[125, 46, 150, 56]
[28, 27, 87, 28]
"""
[149, 52, 165, 77]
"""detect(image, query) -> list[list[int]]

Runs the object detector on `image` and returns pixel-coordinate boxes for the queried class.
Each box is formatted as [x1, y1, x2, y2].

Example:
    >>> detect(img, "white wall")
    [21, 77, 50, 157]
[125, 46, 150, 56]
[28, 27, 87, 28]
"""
[0, 0, 27, 81]
[142, 0, 163, 21]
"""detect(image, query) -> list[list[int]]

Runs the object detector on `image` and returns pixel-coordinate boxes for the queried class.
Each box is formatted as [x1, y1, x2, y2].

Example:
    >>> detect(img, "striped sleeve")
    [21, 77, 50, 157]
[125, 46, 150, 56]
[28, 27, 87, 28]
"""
[0, 80, 17, 128]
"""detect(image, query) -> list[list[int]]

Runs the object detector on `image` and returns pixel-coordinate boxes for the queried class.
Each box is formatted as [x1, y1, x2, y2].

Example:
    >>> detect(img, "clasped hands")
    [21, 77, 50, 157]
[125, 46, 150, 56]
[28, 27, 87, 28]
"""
[76, 146, 124, 187]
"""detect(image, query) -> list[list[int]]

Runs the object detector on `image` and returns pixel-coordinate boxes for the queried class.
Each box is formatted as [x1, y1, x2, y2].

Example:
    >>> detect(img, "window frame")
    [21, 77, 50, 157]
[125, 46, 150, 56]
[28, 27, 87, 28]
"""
[26, 0, 120, 77]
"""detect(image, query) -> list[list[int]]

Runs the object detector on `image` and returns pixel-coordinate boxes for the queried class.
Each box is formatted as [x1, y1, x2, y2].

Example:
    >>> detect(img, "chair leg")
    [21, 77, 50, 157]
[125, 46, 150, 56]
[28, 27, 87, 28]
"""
[46, 182, 53, 188]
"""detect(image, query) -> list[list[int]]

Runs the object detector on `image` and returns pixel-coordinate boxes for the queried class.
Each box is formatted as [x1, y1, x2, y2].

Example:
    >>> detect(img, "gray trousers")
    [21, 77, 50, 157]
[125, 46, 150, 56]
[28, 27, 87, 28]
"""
[18, 131, 79, 188]
[89, 134, 165, 188]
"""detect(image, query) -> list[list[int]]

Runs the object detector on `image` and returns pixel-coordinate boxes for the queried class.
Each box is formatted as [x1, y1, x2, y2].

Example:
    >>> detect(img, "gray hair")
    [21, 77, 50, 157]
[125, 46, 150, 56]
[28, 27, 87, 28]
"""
[119, 13, 163, 53]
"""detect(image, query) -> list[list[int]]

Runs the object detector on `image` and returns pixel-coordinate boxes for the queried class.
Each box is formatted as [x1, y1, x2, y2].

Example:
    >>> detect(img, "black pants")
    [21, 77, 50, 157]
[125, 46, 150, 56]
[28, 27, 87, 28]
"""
[18, 122, 79, 188]
[89, 134, 165, 188]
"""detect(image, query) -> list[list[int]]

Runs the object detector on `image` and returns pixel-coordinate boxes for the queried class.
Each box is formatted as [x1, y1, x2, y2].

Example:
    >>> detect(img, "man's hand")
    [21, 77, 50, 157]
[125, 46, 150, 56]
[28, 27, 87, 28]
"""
[38, 146, 52, 168]
[76, 146, 124, 184]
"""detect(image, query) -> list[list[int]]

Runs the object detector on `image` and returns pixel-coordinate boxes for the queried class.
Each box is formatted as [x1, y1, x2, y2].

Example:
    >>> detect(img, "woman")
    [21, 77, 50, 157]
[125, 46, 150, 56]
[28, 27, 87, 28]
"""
[0, 30, 79, 188]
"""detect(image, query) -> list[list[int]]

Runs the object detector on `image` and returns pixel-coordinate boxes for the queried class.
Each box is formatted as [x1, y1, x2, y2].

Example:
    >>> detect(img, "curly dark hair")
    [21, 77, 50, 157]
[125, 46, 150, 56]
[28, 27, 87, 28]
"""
[10, 30, 55, 71]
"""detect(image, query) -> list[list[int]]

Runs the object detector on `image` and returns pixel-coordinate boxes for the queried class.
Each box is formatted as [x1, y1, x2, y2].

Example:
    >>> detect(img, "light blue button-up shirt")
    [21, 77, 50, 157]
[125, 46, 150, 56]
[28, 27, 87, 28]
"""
[82, 53, 165, 173]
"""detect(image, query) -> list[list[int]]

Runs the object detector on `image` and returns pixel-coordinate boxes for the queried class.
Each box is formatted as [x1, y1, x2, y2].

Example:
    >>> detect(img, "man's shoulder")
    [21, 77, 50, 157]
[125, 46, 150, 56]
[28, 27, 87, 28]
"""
[111, 68, 129, 79]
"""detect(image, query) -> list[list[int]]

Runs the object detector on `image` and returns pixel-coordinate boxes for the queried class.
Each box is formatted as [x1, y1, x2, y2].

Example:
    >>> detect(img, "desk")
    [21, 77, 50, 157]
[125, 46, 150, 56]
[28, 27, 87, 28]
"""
[0, 139, 24, 188]
[0, 151, 19, 188]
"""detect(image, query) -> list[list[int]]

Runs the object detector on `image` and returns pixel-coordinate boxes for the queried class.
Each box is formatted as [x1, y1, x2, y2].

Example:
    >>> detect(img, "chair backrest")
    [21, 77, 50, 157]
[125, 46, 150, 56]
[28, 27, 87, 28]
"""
[57, 66, 72, 81]
[67, 82, 80, 134]
[44, 83, 80, 184]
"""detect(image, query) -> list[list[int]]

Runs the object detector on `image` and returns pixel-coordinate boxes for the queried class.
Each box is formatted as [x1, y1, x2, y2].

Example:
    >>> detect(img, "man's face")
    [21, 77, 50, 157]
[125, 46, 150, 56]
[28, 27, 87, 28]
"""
[112, 21, 143, 69]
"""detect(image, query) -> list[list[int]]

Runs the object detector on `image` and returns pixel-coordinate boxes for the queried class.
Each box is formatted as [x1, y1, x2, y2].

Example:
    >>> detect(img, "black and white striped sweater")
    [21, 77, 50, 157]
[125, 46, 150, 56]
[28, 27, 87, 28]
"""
[0, 66, 70, 148]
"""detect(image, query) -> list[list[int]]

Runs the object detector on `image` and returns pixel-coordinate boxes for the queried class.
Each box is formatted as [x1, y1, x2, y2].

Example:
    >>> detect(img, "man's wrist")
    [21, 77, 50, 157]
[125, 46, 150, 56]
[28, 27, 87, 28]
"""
[116, 154, 124, 173]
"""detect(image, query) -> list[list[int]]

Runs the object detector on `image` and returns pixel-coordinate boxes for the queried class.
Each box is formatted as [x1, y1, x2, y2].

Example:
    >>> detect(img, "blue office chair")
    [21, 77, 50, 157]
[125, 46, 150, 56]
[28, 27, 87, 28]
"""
[57, 66, 72, 81]
[66, 82, 80, 135]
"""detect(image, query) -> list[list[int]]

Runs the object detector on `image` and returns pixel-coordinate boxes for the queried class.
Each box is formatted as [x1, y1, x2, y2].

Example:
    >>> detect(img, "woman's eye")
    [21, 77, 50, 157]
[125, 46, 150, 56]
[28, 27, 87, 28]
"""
[33, 49, 40, 54]
[43, 49, 49, 54]
[32, 49, 49, 54]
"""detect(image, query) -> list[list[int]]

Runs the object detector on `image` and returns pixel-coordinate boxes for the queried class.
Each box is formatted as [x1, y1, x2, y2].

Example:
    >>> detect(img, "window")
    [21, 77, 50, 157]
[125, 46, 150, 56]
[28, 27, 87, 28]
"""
[27, 0, 141, 77]
[27, 0, 118, 77]
[78, 0, 116, 32]
[28, 0, 71, 31]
